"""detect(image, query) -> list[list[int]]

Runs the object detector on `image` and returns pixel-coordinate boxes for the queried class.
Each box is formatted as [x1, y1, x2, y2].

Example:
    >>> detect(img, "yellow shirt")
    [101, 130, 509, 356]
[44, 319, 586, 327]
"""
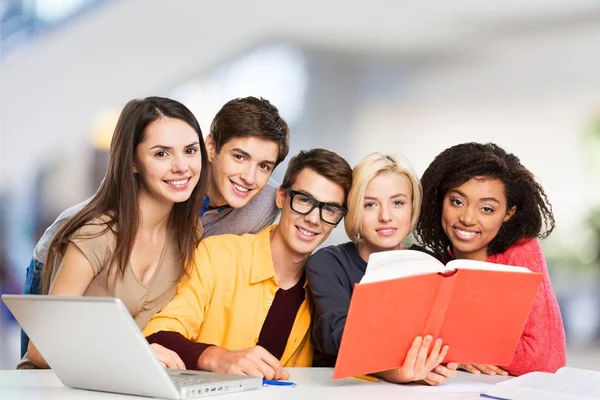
[143, 225, 313, 367]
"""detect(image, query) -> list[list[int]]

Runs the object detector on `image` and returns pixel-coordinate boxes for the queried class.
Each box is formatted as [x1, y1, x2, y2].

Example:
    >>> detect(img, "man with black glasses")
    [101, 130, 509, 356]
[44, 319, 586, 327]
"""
[143, 149, 353, 380]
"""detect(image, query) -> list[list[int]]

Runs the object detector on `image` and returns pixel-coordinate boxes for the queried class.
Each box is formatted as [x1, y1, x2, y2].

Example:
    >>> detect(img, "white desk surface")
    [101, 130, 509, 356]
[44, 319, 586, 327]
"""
[0, 368, 511, 400]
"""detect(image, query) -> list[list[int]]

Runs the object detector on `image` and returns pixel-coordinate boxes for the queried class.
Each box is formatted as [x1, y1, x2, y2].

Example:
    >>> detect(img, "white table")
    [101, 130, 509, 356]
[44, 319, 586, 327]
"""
[0, 368, 512, 400]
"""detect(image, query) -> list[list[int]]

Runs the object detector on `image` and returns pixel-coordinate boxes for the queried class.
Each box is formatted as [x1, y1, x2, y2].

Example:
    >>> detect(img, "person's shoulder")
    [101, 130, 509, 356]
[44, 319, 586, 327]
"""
[258, 183, 278, 197]
[220, 183, 279, 235]
[71, 214, 114, 240]
[200, 230, 260, 253]
[491, 238, 545, 270]
[196, 230, 269, 277]
[307, 242, 356, 269]
[503, 238, 542, 258]
[201, 232, 245, 247]
[54, 198, 90, 222]
[35, 199, 92, 252]
[247, 183, 277, 208]
[315, 241, 356, 257]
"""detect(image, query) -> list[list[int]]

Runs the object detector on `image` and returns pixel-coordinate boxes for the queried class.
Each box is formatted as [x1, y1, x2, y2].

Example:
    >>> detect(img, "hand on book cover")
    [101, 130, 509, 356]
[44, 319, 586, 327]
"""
[458, 363, 508, 376]
[375, 335, 457, 385]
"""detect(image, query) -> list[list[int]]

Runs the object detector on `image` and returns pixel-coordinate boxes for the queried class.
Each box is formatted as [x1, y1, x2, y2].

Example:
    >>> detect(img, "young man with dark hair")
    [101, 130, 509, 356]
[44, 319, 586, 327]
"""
[144, 149, 353, 379]
[21, 96, 289, 356]
[200, 97, 289, 235]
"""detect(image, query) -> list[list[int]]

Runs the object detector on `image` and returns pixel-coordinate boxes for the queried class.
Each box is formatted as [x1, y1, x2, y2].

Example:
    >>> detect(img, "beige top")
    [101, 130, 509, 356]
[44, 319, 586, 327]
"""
[18, 215, 182, 369]
[56, 215, 182, 328]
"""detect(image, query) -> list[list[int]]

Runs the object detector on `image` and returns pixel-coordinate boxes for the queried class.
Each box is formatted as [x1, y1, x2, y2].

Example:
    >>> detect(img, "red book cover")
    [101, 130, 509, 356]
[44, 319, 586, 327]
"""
[333, 262, 542, 380]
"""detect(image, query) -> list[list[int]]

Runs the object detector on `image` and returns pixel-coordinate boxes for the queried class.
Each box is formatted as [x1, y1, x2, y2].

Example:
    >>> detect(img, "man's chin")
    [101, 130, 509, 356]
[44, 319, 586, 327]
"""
[224, 192, 256, 209]
[293, 240, 323, 257]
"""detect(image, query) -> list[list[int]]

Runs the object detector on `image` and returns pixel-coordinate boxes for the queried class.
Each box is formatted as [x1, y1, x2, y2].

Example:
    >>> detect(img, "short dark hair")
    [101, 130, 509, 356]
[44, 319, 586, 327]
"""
[209, 96, 290, 165]
[281, 148, 353, 205]
[415, 142, 555, 257]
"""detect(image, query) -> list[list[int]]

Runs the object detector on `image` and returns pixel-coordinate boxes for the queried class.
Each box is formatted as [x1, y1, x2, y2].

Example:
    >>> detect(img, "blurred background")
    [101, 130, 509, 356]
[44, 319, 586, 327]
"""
[1, 0, 600, 370]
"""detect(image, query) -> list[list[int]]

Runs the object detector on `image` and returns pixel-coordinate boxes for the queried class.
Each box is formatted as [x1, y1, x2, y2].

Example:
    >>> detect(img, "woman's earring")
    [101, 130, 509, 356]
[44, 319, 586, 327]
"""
[356, 232, 361, 240]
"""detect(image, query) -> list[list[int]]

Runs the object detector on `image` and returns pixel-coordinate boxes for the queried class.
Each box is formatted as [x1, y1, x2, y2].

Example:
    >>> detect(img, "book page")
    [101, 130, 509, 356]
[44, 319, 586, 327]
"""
[484, 368, 600, 399]
[360, 250, 444, 284]
[447, 258, 531, 273]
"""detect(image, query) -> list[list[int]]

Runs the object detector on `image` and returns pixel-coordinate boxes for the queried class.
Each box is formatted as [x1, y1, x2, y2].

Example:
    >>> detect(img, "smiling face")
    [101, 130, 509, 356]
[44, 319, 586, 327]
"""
[206, 135, 279, 208]
[441, 177, 516, 261]
[275, 168, 346, 258]
[133, 117, 203, 207]
[357, 172, 413, 260]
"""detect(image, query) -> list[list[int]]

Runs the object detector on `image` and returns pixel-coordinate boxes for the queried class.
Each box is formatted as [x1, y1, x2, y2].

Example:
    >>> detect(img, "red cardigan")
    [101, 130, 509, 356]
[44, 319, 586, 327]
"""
[486, 239, 567, 376]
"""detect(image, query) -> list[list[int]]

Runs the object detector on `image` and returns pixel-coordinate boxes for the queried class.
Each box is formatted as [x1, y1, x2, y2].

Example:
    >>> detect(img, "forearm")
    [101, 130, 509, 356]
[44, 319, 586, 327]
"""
[197, 346, 229, 371]
[27, 342, 50, 369]
[373, 368, 404, 383]
[504, 296, 566, 375]
[502, 242, 566, 376]
[146, 331, 213, 370]
[312, 313, 346, 356]
[505, 331, 566, 376]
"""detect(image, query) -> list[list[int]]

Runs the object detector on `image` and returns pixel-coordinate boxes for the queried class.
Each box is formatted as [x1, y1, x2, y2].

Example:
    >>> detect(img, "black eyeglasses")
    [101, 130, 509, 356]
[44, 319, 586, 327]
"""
[284, 188, 347, 225]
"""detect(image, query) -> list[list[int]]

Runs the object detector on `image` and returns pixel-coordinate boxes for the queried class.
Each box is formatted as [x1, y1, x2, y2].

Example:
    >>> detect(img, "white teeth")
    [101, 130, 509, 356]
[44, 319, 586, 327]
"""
[232, 182, 249, 192]
[377, 229, 396, 233]
[167, 179, 189, 187]
[455, 228, 477, 238]
[298, 227, 316, 236]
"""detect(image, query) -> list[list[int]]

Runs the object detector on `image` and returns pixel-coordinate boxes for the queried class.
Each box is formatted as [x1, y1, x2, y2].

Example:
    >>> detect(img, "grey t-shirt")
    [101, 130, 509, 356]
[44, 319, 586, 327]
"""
[33, 184, 279, 264]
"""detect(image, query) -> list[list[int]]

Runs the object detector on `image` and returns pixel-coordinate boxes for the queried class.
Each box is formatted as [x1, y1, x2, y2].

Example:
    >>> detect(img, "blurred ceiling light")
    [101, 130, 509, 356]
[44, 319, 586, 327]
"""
[90, 109, 119, 151]
[172, 44, 307, 130]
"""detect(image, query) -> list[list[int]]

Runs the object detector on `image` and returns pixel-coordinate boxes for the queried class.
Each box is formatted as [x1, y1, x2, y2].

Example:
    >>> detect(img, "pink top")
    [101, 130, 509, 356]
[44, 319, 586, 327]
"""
[487, 238, 566, 376]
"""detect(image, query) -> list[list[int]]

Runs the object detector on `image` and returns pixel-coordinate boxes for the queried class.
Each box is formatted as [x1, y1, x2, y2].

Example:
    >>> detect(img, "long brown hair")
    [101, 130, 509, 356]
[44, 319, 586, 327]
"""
[42, 97, 209, 293]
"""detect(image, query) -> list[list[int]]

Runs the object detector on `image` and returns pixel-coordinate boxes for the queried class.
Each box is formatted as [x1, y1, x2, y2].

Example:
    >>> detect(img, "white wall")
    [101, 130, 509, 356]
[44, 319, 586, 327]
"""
[349, 21, 600, 250]
[4, 0, 599, 193]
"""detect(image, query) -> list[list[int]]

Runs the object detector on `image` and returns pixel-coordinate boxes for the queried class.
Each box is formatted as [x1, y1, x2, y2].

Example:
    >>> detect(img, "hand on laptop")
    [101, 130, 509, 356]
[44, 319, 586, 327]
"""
[150, 343, 185, 369]
[198, 345, 289, 380]
[375, 335, 455, 385]
[458, 363, 509, 376]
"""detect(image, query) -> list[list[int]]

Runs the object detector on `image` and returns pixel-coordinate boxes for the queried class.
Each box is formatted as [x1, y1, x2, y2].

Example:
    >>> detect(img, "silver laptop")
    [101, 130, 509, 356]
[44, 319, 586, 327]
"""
[2, 295, 262, 399]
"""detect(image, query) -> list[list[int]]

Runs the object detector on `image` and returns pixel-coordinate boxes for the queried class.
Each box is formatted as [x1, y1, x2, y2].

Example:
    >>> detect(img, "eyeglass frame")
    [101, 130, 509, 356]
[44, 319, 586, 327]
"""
[284, 188, 347, 225]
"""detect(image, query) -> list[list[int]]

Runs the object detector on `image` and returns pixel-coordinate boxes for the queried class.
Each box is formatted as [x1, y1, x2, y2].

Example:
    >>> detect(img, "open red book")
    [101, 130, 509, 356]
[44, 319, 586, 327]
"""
[333, 250, 543, 380]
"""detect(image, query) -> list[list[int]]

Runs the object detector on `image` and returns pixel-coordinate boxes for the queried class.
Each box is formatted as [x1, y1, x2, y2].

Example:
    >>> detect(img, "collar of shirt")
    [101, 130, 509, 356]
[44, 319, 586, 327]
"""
[200, 195, 230, 217]
[250, 225, 309, 289]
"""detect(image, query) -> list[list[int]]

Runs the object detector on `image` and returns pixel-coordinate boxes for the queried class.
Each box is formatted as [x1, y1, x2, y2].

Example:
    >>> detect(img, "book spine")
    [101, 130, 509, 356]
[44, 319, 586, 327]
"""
[422, 274, 457, 339]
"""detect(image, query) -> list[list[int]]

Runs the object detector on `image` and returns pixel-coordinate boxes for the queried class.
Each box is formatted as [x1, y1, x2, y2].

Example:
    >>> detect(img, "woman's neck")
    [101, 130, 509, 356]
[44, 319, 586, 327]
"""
[452, 247, 489, 262]
[357, 242, 407, 263]
[137, 190, 173, 234]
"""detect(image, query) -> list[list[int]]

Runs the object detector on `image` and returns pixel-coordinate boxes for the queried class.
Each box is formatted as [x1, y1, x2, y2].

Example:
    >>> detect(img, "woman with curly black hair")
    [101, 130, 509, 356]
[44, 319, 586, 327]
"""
[416, 142, 566, 377]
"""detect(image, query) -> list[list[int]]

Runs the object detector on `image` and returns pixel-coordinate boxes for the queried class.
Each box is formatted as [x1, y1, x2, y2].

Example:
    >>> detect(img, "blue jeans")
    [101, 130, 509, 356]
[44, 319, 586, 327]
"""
[21, 257, 44, 357]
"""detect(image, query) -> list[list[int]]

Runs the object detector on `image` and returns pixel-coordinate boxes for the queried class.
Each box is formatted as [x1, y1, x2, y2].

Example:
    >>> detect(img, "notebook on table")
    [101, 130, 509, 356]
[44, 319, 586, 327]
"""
[481, 367, 600, 400]
[2, 295, 262, 399]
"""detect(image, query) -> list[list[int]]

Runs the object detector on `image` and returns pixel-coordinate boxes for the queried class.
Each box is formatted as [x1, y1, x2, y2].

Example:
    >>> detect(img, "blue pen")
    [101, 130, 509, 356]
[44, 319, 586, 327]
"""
[262, 379, 297, 387]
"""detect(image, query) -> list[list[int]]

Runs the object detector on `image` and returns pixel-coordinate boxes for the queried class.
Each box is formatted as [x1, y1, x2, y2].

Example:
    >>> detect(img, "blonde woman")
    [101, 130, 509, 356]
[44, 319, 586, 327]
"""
[306, 153, 457, 385]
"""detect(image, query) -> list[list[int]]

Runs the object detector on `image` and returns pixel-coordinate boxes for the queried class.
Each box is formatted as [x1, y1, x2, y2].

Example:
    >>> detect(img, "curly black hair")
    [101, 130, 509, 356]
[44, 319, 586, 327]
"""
[415, 142, 555, 258]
